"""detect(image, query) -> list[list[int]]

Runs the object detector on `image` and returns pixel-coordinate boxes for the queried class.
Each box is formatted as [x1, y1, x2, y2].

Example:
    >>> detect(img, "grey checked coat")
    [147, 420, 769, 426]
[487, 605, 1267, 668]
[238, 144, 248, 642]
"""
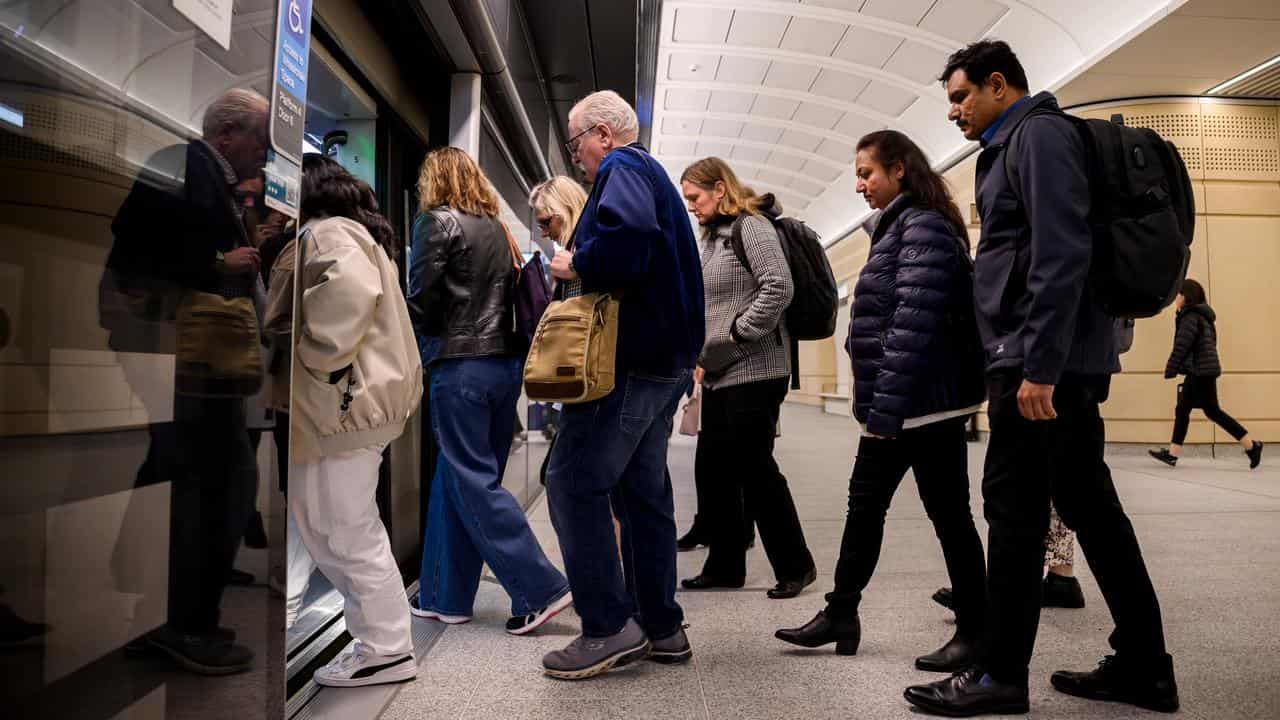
[698, 213, 792, 390]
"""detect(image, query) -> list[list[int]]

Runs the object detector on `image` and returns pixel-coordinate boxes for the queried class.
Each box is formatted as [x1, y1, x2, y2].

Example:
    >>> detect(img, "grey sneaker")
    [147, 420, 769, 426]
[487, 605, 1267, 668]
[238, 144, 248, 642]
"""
[542, 618, 650, 680]
[647, 625, 692, 664]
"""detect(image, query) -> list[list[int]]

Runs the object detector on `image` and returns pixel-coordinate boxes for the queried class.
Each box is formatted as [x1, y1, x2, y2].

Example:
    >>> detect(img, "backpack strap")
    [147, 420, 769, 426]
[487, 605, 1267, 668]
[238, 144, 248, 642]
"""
[728, 215, 753, 275]
[1001, 107, 1067, 201]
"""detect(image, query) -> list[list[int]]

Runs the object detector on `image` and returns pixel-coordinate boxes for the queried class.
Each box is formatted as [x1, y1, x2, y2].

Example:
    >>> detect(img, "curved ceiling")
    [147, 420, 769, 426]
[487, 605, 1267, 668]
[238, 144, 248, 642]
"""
[650, 0, 1193, 244]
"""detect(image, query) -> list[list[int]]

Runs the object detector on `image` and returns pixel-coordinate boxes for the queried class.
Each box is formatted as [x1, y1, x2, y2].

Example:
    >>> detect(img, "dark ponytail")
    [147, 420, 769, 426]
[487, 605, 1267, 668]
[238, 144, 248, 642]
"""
[855, 130, 969, 248]
[301, 153, 399, 262]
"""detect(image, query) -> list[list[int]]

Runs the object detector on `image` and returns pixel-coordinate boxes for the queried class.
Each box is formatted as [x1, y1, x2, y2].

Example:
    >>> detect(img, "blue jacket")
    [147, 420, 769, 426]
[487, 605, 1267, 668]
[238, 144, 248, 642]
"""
[572, 144, 705, 377]
[846, 197, 985, 437]
[973, 91, 1119, 383]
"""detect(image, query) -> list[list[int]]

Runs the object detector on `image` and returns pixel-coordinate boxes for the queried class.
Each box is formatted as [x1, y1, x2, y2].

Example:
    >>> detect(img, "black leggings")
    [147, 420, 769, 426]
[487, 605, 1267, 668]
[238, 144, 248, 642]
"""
[1171, 375, 1247, 445]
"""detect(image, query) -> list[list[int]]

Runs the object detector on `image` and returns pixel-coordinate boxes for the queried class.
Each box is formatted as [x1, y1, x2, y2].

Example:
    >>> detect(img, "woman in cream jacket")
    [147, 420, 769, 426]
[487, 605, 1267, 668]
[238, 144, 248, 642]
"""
[290, 154, 422, 688]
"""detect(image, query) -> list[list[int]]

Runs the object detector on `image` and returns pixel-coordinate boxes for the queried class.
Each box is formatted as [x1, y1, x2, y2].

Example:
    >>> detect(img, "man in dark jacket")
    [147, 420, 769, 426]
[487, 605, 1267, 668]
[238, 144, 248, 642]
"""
[543, 90, 705, 680]
[904, 41, 1178, 717]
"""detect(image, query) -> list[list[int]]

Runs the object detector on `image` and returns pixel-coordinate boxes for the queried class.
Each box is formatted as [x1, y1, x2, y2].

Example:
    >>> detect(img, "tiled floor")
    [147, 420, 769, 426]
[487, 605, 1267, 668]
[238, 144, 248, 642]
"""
[380, 404, 1280, 720]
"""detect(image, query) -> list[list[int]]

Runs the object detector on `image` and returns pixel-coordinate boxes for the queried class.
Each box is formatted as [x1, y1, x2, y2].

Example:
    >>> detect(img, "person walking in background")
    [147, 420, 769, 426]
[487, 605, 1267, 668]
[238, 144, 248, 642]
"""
[409, 148, 571, 637]
[542, 90, 704, 680]
[676, 157, 816, 600]
[1150, 278, 1263, 469]
[774, 131, 986, 671]
[906, 40, 1178, 716]
[289, 155, 422, 687]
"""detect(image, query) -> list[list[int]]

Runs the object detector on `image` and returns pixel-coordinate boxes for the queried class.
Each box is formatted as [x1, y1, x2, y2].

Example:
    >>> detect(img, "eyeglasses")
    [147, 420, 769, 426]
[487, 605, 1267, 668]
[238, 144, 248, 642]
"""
[535, 215, 554, 230]
[564, 125, 598, 156]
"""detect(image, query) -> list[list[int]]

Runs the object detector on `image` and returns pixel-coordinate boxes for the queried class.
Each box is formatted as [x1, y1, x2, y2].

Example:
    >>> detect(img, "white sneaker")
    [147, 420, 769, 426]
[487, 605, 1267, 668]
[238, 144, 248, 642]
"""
[409, 596, 471, 624]
[506, 591, 573, 636]
[313, 644, 416, 688]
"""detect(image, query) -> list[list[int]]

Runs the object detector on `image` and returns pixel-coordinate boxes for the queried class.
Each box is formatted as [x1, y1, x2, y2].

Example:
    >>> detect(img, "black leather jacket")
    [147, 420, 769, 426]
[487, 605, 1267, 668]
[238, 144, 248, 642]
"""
[408, 206, 517, 362]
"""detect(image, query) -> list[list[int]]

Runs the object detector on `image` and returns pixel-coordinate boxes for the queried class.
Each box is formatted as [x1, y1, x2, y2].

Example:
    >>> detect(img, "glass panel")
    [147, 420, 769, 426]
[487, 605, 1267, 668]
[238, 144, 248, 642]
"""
[0, 1, 278, 717]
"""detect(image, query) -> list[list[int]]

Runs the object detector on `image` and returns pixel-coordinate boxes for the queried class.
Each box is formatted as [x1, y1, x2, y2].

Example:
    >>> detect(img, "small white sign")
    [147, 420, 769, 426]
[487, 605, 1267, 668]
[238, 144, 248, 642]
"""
[173, 0, 233, 50]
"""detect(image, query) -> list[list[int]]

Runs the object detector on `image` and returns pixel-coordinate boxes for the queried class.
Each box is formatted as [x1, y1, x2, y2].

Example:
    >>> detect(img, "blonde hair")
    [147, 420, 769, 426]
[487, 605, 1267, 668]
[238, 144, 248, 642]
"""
[569, 90, 638, 144]
[417, 146, 500, 218]
[202, 88, 268, 140]
[529, 176, 588, 248]
[679, 157, 763, 219]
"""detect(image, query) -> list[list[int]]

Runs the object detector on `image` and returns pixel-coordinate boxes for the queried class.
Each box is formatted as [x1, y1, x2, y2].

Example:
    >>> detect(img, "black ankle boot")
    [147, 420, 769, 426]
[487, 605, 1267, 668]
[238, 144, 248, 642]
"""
[775, 610, 860, 655]
[1051, 654, 1179, 713]
[915, 630, 979, 673]
[1042, 573, 1085, 608]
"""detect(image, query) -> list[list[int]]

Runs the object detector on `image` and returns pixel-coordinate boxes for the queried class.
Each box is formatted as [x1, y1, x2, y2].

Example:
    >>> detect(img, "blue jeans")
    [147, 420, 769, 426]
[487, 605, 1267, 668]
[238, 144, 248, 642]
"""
[547, 369, 691, 639]
[419, 356, 568, 617]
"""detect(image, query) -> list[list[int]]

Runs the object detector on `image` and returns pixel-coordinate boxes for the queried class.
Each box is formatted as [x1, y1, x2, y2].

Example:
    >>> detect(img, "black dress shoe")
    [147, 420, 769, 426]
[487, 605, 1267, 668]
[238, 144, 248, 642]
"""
[1148, 448, 1178, 467]
[1042, 573, 1085, 609]
[932, 587, 954, 611]
[775, 610, 860, 655]
[915, 630, 979, 673]
[767, 567, 817, 599]
[680, 574, 744, 590]
[676, 527, 706, 552]
[1247, 441, 1264, 469]
[904, 667, 1029, 717]
[227, 569, 255, 586]
[1051, 654, 1179, 713]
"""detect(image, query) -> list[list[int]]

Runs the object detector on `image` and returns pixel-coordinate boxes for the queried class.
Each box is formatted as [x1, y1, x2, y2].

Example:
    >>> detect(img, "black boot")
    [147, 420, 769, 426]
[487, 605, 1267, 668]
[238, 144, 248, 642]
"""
[1051, 654, 1179, 713]
[775, 610, 860, 655]
[915, 629, 979, 673]
[1042, 573, 1085, 608]
[904, 667, 1030, 717]
[1247, 441, 1264, 469]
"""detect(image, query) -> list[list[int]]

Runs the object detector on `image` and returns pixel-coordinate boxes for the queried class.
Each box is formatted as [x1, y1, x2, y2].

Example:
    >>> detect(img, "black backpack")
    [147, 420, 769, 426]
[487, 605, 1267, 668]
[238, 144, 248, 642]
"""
[1007, 110, 1194, 319]
[728, 198, 838, 341]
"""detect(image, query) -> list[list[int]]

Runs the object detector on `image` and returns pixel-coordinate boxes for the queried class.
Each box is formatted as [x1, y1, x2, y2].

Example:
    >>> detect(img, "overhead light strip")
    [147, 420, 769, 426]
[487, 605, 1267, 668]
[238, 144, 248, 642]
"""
[1206, 54, 1280, 95]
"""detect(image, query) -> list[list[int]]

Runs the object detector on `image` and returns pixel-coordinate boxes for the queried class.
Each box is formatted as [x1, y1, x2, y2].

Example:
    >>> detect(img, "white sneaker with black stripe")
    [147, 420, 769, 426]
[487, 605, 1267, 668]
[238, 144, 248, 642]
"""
[313, 644, 416, 688]
[506, 591, 573, 636]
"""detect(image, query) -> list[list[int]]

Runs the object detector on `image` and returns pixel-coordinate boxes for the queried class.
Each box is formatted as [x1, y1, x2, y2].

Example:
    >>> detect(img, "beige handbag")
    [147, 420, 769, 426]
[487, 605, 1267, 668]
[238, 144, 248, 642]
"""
[679, 383, 701, 436]
[523, 292, 620, 403]
[175, 289, 264, 398]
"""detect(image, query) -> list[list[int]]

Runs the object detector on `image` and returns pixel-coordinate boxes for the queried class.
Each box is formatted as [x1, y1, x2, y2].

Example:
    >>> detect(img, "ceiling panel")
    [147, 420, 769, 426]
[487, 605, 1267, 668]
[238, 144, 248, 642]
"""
[818, 137, 857, 164]
[832, 26, 904, 68]
[732, 145, 772, 164]
[668, 52, 721, 81]
[793, 102, 844, 129]
[802, 159, 845, 183]
[662, 117, 703, 135]
[673, 6, 732, 43]
[858, 81, 917, 116]
[919, 0, 1009, 43]
[802, 0, 866, 11]
[861, 0, 934, 26]
[763, 61, 822, 91]
[834, 111, 882, 139]
[780, 17, 848, 56]
[702, 118, 746, 136]
[790, 176, 828, 196]
[741, 123, 785, 143]
[709, 90, 757, 113]
[697, 140, 736, 157]
[779, 128, 824, 152]
[758, 168, 797, 188]
[887, 41, 952, 85]
[769, 152, 808, 172]
[665, 88, 711, 111]
[660, 139, 698, 156]
[750, 95, 801, 120]
[726, 11, 790, 48]
[811, 68, 871, 102]
[715, 56, 772, 84]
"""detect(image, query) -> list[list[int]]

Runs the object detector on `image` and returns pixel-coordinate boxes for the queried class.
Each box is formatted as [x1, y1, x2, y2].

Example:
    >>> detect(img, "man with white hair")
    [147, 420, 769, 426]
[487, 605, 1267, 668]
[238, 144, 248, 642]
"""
[541, 90, 705, 680]
[104, 88, 270, 675]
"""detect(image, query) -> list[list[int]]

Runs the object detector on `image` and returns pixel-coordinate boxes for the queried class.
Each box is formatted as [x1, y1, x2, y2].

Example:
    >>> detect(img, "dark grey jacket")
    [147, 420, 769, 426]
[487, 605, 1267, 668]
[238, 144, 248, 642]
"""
[407, 206, 518, 363]
[1165, 304, 1221, 378]
[973, 91, 1120, 383]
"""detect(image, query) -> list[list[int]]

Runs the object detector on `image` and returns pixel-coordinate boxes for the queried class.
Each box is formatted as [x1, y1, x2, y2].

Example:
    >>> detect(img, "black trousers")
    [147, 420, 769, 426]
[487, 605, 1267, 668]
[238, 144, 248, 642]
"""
[168, 396, 257, 634]
[825, 417, 986, 636]
[1171, 375, 1247, 444]
[982, 370, 1167, 685]
[698, 377, 814, 582]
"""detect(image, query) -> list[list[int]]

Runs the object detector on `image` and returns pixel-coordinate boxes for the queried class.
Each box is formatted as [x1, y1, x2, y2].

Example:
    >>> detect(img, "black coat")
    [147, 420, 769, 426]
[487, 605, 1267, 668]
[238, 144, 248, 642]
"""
[845, 196, 986, 436]
[973, 91, 1120, 383]
[1165, 304, 1221, 378]
[407, 206, 519, 363]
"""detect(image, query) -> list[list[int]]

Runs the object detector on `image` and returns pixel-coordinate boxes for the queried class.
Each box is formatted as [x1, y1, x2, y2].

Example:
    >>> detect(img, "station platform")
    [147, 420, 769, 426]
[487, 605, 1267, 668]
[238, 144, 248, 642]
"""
[309, 404, 1280, 720]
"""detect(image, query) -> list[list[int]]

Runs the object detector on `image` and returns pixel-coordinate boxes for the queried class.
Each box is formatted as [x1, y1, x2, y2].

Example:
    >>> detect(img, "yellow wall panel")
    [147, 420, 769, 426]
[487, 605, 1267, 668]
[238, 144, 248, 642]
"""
[1204, 215, 1280, 372]
[1203, 181, 1280, 216]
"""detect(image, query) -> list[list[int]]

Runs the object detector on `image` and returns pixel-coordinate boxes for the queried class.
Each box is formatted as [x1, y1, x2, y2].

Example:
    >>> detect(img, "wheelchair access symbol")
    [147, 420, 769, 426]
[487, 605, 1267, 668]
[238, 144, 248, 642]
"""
[288, 0, 303, 34]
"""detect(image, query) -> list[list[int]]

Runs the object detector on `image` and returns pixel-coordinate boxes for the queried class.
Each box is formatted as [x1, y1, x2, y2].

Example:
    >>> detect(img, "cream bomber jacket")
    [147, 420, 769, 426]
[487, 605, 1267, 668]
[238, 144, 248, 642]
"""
[290, 215, 423, 461]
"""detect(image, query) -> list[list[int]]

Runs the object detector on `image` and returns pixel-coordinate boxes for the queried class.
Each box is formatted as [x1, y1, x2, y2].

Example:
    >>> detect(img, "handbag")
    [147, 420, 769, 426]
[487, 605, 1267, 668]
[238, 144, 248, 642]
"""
[523, 292, 621, 403]
[503, 224, 552, 347]
[679, 384, 701, 436]
[175, 289, 264, 398]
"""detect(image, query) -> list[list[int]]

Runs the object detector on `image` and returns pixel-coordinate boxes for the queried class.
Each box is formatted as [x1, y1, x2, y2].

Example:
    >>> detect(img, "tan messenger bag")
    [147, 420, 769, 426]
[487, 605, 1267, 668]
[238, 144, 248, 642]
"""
[523, 292, 621, 403]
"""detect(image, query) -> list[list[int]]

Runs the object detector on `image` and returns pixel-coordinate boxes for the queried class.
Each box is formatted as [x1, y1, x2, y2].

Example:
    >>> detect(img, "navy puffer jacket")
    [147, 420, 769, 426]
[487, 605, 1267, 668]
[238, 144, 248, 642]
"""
[846, 195, 986, 436]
